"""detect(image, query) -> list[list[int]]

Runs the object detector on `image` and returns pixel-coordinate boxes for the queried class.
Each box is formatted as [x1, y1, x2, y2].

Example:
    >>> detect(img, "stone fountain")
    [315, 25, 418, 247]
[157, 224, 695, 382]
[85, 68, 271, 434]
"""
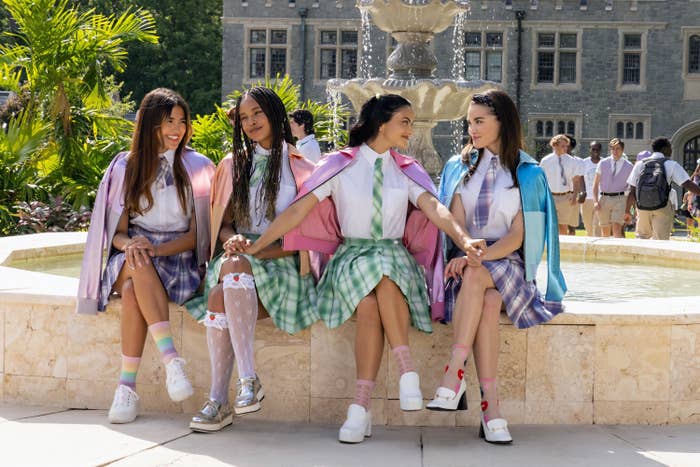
[328, 0, 497, 176]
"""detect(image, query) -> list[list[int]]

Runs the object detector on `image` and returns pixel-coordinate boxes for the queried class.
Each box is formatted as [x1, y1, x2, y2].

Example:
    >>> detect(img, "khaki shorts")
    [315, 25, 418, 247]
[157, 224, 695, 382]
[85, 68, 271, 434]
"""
[553, 193, 580, 227]
[598, 194, 626, 226]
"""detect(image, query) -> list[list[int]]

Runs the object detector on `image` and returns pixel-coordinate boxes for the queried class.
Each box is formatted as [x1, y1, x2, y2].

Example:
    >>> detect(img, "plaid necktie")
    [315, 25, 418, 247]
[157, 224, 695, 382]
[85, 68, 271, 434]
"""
[155, 155, 174, 190]
[474, 156, 498, 229]
[250, 154, 269, 188]
[371, 157, 383, 240]
[558, 155, 568, 187]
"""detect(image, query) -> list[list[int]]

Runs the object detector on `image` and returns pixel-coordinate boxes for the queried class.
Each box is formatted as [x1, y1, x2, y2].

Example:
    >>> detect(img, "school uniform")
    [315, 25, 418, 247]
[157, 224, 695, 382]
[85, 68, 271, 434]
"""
[309, 143, 432, 332]
[296, 134, 322, 163]
[185, 143, 319, 334]
[77, 148, 215, 314]
[439, 149, 566, 329]
[539, 152, 583, 227]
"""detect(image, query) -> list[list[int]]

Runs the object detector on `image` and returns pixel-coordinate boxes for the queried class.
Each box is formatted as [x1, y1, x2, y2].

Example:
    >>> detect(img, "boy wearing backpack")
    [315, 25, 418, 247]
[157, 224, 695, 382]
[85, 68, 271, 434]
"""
[625, 137, 700, 240]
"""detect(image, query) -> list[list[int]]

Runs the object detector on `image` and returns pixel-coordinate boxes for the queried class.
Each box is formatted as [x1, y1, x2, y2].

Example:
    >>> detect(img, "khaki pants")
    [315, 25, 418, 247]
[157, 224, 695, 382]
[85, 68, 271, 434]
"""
[553, 194, 580, 227]
[636, 203, 675, 240]
[580, 199, 601, 236]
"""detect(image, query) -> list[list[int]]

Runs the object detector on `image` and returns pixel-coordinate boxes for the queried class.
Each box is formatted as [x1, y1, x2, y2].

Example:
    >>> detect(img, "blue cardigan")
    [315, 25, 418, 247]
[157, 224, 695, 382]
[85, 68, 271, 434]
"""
[437, 150, 567, 304]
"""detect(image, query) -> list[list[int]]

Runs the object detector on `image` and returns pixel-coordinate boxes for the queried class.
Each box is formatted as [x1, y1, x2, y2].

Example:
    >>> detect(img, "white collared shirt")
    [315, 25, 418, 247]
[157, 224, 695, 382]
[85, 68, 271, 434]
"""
[311, 143, 427, 239]
[296, 134, 322, 163]
[539, 152, 583, 193]
[626, 152, 690, 188]
[457, 148, 521, 240]
[243, 143, 298, 235]
[581, 157, 599, 200]
[131, 149, 192, 232]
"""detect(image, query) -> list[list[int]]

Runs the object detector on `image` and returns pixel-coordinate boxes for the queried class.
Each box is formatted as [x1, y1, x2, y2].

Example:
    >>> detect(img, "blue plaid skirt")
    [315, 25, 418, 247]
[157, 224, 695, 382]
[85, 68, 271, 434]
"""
[99, 224, 201, 311]
[444, 250, 563, 329]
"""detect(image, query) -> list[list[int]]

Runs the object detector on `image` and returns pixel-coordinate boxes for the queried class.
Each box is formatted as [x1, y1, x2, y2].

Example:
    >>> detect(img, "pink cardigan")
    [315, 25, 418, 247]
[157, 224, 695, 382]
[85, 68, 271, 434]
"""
[283, 146, 446, 321]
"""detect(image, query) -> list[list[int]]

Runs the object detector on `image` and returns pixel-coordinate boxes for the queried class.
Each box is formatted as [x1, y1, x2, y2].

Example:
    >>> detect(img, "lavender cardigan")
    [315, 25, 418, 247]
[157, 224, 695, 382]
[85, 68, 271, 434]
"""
[76, 148, 215, 315]
[283, 146, 446, 321]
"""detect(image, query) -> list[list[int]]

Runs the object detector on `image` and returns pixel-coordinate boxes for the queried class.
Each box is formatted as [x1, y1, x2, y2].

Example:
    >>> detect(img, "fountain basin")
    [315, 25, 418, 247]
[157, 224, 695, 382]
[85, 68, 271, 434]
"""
[1, 233, 699, 425]
[360, 0, 469, 35]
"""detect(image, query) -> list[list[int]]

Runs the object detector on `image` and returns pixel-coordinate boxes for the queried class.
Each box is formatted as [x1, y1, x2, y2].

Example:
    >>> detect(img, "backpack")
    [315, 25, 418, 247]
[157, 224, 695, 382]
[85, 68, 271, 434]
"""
[635, 158, 670, 210]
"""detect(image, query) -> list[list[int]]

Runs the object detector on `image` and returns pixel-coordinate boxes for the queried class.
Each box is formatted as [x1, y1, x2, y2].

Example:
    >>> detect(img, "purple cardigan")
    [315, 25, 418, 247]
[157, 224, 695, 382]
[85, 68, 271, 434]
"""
[283, 146, 446, 320]
[76, 149, 215, 315]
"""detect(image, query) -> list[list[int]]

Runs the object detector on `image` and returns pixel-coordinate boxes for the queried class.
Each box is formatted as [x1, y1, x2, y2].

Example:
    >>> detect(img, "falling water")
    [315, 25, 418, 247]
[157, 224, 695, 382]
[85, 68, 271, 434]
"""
[449, 11, 468, 156]
[360, 10, 374, 79]
[325, 87, 343, 151]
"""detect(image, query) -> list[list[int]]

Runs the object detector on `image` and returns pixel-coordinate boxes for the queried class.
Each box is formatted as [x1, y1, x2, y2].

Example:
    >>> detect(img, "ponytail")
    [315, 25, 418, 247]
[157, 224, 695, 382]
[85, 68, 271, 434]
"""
[348, 94, 411, 148]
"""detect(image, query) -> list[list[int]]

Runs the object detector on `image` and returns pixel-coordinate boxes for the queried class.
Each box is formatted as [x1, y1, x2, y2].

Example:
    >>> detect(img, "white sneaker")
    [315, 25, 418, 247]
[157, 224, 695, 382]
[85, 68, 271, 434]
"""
[108, 385, 140, 424]
[399, 371, 423, 411]
[338, 404, 371, 444]
[165, 357, 194, 402]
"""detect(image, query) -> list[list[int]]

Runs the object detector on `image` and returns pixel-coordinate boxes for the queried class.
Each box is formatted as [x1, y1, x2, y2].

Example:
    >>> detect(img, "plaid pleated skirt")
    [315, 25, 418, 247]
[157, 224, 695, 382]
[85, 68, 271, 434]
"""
[185, 247, 319, 335]
[444, 250, 564, 329]
[316, 238, 432, 333]
[99, 225, 201, 311]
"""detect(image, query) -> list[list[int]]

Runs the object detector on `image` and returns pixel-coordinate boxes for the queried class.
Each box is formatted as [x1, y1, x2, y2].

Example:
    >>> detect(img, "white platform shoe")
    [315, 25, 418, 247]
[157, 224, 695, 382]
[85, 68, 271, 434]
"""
[426, 378, 467, 411]
[338, 404, 372, 444]
[399, 371, 423, 411]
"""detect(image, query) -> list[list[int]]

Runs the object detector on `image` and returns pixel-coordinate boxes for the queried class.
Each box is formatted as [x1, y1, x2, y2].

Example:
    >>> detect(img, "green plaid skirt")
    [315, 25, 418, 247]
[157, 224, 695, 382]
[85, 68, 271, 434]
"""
[317, 238, 431, 333]
[185, 247, 319, 335]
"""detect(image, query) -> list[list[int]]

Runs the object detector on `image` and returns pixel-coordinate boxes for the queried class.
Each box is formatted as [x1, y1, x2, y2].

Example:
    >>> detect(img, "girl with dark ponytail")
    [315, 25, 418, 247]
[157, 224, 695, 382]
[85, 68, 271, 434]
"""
[186, 86, 319, 432]
[246, 93, 484, 444]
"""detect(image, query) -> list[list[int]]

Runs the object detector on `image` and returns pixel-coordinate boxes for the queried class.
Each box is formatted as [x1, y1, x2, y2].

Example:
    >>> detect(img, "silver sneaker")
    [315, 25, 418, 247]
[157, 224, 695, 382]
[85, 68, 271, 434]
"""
[234, 375, 264, 415]
[189, 399, 233, 433]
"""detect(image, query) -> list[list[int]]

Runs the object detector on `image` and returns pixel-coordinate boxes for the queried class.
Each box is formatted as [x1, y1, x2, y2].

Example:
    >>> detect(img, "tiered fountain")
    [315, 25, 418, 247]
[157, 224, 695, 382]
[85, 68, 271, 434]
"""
[328, 0, 497, 176]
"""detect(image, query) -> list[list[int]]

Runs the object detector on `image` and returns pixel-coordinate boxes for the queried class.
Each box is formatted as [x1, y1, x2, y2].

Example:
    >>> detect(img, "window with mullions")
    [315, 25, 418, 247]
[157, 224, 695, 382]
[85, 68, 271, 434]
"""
[464, 31, 504, 82]
[535, 32, 579, 87]
[246, 28, 289, 80]
[614, 120, 645, 140]
[318, 29, 359, 80]
[621, 33, 643, 85]
[689, 35, 700, 74]
[533, 118, 577, 160]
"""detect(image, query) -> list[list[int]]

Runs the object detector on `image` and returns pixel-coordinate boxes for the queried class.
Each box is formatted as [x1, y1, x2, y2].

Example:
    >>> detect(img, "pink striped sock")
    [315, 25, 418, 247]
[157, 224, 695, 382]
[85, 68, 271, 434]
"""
[148, 321, 178, 364]
[391, 345, 415, 376]
[354, 379, 375, 410]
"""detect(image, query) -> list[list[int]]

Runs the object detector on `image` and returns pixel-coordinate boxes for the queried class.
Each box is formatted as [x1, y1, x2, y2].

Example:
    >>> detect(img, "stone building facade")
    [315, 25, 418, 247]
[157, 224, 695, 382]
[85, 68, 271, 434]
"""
[222, 0, 700, 168]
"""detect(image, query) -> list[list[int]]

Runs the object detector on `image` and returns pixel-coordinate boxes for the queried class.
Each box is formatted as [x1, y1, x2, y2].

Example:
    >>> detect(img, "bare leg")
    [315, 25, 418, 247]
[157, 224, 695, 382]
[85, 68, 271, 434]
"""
[601, 225, 612, 237]
[114, 261, 170, 325]
[374, 276, 410, 349]
[119, 278, 148, 358]
[612, 223, 624, 238]
[472, 289, 503, 422]
[354, 293, 383, 409]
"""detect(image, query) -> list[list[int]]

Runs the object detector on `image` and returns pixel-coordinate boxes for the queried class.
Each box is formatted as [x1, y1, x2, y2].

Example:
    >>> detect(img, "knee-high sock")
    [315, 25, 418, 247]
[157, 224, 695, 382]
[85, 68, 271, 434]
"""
[440, 344, 469, 393]
[148, 321, 178, 364]
[222, 272, 258, 379]
[204, 311, 234, 404]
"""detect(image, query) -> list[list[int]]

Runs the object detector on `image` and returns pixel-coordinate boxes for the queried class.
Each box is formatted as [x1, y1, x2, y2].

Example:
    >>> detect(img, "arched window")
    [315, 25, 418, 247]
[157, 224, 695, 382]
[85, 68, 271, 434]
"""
[684, 135, 700, 172]
[545, 121, 554, 137]
[536, 121, 544, 137]
[567, 121, 575, 135]
[616, 122, 624, 139]
[689, 35, 700, 74]
[557, 121, 566, 135]
[626, 122, 634, 139]
[635, 122, 644, 139]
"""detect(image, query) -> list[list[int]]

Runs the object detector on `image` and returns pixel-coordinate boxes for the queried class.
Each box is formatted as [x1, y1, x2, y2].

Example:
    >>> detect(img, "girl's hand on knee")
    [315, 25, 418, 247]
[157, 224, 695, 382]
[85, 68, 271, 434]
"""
[224, 234, 249, 256]
[445, 256, 467, 279]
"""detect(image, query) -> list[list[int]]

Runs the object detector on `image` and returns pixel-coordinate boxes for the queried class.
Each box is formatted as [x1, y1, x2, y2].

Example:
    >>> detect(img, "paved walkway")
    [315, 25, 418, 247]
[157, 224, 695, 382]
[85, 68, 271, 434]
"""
[1, 404, 699, 466]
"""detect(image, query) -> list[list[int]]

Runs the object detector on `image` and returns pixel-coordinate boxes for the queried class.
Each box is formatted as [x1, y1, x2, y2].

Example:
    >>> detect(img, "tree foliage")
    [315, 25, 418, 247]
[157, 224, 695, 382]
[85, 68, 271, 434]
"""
[77, 0, 222, 116]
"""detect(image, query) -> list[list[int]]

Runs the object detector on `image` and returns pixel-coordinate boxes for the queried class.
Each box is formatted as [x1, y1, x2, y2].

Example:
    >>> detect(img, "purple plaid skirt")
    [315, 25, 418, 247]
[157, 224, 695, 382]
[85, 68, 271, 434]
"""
[98, 224, 201, 311]
[444, 250, 564, 329]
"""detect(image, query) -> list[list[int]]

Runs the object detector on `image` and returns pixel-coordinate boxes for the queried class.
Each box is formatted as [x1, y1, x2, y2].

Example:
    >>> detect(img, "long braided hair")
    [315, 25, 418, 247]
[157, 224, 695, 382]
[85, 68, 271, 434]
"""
[229, 87, 293, 230]
[123, 88, 192, 215]
[460, 89, 522, 188]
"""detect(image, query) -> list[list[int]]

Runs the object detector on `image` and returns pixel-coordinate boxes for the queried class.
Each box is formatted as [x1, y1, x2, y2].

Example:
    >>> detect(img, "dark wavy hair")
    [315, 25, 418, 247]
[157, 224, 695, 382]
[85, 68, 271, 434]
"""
[289, 109, 314, 135]
[461, 89, 523, 188]
[348, 94, 412, 147]
[229, 86, 293, 230]
[123, 88, 192, 215]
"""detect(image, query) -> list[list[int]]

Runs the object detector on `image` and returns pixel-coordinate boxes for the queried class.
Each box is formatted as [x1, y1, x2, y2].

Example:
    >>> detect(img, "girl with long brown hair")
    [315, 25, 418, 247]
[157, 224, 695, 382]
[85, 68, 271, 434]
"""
[77, 88, 215, 424]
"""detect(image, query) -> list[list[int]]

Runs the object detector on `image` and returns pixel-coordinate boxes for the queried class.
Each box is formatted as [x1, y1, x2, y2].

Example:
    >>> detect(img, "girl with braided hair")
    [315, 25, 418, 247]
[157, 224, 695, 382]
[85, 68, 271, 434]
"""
[186, 87, 318, 432]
